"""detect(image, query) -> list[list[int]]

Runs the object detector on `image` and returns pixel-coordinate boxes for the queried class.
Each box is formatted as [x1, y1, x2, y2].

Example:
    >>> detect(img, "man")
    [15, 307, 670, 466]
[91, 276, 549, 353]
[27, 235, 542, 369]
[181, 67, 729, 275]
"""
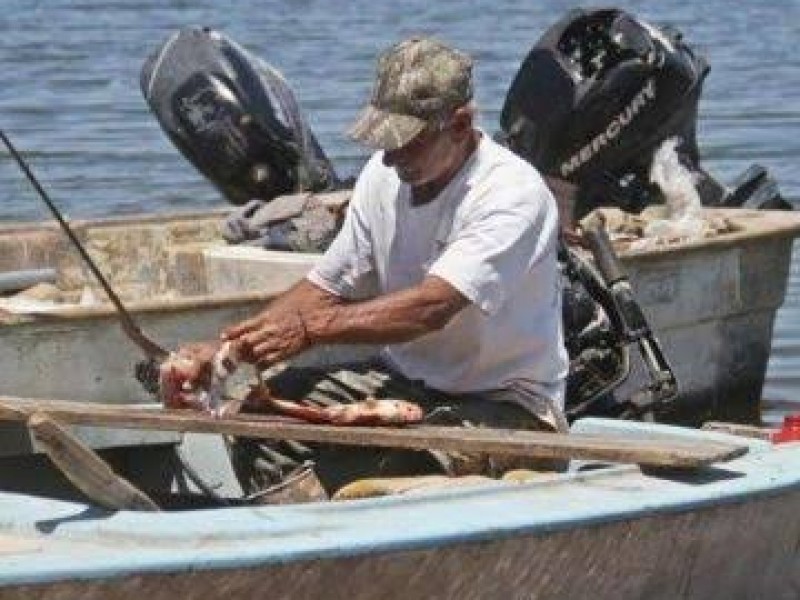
[174, 36, 569, 497]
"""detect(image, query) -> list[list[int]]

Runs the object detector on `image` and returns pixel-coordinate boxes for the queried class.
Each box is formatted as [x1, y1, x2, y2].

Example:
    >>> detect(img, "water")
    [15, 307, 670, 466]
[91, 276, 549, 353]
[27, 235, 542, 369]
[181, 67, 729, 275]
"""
[0, 0, 798, 413]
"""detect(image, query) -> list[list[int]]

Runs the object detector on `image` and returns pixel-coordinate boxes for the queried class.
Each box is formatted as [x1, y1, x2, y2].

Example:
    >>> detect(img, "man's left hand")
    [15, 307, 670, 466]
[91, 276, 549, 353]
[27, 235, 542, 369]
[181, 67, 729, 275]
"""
[222, 309, 312, 368]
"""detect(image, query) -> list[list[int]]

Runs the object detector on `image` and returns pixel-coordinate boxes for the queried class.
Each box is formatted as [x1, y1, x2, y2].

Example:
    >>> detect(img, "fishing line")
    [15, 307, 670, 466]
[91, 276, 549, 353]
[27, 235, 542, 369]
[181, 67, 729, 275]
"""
[0, 129, 168, 360]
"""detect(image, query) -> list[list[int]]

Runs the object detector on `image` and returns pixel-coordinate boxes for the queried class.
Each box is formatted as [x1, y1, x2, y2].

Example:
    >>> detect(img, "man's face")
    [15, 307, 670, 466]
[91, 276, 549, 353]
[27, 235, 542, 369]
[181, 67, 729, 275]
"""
[381, 121, 458, 187]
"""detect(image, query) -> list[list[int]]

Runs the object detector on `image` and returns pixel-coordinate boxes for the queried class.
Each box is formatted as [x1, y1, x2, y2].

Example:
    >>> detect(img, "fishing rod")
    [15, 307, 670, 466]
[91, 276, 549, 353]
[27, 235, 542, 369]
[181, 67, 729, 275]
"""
[0, 129, 168, 361]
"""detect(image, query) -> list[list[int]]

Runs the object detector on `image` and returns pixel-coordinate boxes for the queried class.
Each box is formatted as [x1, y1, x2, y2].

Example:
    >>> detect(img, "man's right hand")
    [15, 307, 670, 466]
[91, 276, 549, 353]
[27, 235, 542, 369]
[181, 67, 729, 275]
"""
[157, 341, 222, 410]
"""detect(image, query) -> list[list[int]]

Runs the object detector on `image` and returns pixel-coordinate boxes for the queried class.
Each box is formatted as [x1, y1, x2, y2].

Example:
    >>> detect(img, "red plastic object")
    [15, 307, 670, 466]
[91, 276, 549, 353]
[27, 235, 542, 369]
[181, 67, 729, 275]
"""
[771, 414, 800, 443]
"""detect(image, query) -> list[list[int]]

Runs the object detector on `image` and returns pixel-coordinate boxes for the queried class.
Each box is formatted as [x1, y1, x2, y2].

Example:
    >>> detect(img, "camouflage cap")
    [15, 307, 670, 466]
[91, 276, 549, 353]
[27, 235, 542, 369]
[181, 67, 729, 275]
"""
[347, 37, 473, 150]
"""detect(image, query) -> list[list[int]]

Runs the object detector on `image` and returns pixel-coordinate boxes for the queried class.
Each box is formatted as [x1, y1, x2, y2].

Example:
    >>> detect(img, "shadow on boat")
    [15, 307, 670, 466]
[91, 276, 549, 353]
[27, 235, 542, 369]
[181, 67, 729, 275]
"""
[639, 465, 746, 485]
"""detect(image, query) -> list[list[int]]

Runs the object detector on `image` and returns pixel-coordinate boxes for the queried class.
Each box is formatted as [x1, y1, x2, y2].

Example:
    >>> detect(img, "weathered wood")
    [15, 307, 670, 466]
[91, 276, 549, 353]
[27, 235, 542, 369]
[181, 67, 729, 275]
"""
[0, 397, 747, 468]
[702, 421, 774, 440]
[27, 412, 160, 512]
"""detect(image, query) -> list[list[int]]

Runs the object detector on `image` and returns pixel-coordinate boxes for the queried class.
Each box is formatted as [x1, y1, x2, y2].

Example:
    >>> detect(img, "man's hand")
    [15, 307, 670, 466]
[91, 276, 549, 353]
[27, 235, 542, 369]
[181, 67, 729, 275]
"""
[222, 309, 312, 368]
[158, 341, 221, 410]
[216, 275, 468, 370]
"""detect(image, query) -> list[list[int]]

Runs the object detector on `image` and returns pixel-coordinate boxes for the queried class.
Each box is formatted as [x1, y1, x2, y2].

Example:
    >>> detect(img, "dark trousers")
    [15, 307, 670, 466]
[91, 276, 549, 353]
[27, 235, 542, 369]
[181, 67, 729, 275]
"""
[227, 358, 568, 499]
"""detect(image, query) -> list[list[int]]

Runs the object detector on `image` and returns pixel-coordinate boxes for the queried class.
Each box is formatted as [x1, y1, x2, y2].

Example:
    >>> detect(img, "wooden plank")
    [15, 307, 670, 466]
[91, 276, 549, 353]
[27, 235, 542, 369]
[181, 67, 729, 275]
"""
[27, 412, 159, 512]
[0, 397, 747, 468]
[702, 421, 774, 441]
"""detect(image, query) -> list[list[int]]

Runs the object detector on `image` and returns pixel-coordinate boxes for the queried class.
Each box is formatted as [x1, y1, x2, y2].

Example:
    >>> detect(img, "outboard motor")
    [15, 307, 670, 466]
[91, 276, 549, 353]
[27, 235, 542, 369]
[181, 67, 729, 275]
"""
[500, 8, 788, 218]
[141, 27, 339, 205]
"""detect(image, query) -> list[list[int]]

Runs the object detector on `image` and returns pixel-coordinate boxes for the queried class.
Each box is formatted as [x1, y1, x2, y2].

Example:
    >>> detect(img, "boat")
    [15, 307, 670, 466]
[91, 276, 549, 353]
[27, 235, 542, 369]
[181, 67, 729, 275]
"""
[0, 203, 798, 446]
[0, 413, 797, 599]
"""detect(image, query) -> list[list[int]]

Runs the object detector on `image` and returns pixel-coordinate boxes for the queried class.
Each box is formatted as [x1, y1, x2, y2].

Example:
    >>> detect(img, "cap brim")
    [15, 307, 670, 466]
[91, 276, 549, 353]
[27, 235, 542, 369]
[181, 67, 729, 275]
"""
[346, 105, 427, 151]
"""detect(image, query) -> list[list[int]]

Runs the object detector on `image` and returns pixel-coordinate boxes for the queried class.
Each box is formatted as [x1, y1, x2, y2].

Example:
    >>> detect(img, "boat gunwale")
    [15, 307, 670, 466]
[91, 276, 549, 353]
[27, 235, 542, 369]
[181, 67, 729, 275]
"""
[0, 289, 276, 324]
[0, 208, 797, 323]
[0, 208, 231, 235]
[0, 206, 797, 259]
[614, 208, 800, 262]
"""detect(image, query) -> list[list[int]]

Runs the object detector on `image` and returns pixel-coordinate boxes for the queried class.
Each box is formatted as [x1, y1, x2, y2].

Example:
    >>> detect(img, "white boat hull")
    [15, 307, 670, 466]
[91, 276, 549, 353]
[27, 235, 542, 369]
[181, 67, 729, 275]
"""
[0, 208, 798, 452]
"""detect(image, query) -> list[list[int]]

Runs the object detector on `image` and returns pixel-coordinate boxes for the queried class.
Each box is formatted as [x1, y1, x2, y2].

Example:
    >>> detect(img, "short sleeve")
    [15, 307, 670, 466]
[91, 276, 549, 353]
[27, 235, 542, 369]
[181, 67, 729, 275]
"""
[428, 181, 557, 315]
[307, 157, 380, 299]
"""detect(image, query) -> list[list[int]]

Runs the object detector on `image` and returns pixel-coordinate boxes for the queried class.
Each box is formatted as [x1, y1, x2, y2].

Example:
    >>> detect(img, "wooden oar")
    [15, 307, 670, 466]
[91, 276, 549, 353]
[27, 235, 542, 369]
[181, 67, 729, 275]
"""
[0, 396, 747, 469]
[27, 412, 159, 512]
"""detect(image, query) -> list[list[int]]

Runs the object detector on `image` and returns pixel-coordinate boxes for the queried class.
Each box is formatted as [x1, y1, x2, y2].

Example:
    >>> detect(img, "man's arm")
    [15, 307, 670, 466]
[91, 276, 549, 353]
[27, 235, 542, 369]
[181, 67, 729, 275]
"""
[264, 278, 346, 313]
[223, 275, 469, 367]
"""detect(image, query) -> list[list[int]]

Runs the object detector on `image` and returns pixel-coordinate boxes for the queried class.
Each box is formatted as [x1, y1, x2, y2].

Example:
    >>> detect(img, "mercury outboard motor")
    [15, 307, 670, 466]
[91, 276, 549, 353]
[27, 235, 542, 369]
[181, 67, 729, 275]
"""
[141, 27, 339, 205]
[500, 8, 788, 218]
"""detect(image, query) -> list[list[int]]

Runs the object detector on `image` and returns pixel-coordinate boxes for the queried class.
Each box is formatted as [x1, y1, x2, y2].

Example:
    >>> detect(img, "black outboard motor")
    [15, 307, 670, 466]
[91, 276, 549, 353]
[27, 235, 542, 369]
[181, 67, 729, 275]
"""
[500, 8, 788, 218]
[141, 27, 339, 205]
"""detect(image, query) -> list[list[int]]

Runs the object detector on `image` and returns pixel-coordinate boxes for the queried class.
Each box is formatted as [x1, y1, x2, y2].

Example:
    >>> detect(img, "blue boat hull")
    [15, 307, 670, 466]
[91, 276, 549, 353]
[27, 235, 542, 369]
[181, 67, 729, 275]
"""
[0, 420, 798, 599]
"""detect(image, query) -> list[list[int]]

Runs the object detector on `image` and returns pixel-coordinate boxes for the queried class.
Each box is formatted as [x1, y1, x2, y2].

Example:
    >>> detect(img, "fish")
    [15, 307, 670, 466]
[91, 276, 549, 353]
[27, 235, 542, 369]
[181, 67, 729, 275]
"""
[157, 344, 424, 426]
[244, 385, 425, 426]
[158, 341, 239, 412]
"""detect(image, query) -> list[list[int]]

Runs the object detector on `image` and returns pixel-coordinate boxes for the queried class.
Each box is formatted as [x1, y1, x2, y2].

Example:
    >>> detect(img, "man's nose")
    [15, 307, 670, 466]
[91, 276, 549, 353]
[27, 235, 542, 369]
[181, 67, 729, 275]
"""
[382, 148, 400, 167]
[383, 144, 412, 168]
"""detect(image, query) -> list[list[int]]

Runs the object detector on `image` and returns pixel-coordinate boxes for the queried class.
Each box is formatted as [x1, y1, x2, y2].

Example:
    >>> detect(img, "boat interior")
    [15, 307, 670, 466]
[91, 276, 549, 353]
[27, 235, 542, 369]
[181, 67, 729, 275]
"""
[0, 205, 794, 316]
[0, 209, 319, 316]
[0, 408, 764, 513]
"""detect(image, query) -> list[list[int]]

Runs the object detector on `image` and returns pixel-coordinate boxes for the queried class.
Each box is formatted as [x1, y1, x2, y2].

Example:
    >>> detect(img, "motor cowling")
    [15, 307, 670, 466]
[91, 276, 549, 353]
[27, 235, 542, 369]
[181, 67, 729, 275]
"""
[500, 8, 791, 216]
[500, 9, 714, 216]
[141, 27, 339, 205]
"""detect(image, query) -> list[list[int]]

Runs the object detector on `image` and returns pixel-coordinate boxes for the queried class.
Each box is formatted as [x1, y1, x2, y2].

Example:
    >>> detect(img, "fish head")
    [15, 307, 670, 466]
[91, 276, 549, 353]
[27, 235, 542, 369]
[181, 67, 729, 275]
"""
[158, 353, 205, 409]
[157, 342, 221, 411]
[385, 398, 425, 423]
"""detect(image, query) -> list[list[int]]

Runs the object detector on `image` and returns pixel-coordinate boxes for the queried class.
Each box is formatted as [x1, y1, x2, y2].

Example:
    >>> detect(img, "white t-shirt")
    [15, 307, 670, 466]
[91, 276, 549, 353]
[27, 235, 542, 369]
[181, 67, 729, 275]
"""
[307, 134, 569, 410]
